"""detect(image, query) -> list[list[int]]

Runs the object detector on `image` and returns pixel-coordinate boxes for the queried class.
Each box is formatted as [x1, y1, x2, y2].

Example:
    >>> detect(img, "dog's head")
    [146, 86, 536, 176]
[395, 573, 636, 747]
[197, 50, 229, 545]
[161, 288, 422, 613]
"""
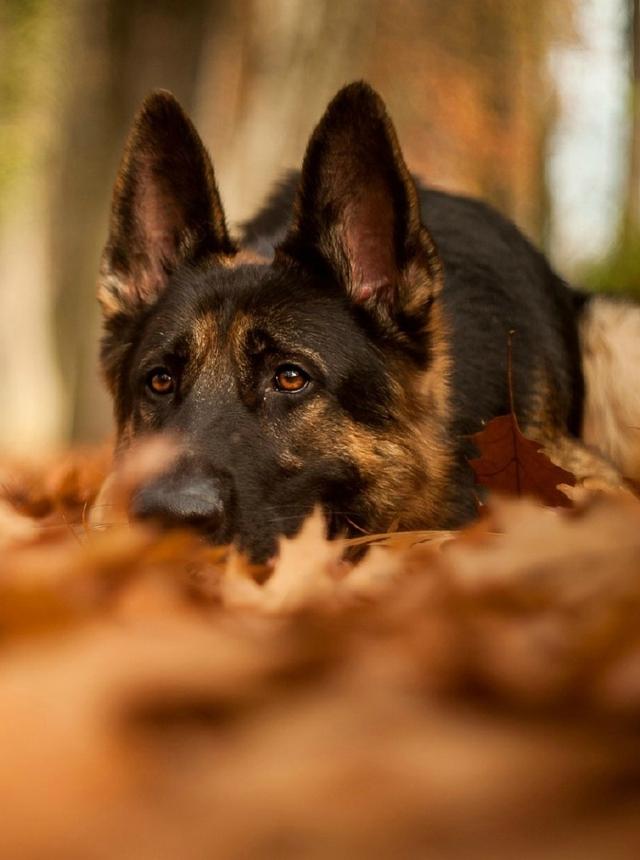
[98, 82, 451, 560]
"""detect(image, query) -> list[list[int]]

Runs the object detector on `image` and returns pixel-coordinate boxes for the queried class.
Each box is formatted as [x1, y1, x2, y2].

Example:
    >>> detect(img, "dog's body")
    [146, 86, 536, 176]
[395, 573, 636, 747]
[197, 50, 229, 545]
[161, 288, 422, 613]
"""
[96, 82, 635, 560]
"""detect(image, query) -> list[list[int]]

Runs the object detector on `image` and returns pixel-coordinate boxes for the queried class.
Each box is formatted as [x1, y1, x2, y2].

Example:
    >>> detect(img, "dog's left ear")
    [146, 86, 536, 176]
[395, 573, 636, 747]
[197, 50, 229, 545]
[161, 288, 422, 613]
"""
[99, 90, 235, 318]
[277, 82, 441, 323]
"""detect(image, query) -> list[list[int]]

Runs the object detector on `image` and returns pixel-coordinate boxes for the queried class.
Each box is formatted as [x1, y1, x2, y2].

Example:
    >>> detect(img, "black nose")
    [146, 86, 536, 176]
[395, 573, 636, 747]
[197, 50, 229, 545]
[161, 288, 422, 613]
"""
[131, 473, 229, 533]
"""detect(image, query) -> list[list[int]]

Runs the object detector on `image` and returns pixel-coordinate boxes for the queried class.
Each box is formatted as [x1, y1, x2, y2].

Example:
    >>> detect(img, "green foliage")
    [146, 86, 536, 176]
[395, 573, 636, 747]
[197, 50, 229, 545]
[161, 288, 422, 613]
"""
[581, 236, 640, 299]
[0, 0, 65, 206]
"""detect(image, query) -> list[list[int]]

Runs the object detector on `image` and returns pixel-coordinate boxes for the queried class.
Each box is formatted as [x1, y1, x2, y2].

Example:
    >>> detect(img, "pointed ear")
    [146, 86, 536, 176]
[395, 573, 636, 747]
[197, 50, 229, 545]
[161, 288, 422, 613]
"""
[99, 90, 235, 318]
[276, 82, 441, 318]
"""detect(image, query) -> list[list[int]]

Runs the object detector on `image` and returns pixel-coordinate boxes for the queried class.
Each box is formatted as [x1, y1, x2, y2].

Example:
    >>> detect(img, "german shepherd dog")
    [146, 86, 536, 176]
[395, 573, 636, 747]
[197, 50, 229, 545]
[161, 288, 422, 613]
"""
[96, 82, 636, 561]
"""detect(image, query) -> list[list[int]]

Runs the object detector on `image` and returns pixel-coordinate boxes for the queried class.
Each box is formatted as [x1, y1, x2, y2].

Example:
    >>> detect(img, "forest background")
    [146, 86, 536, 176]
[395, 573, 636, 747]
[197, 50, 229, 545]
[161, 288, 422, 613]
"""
[0, 0, 638, 452]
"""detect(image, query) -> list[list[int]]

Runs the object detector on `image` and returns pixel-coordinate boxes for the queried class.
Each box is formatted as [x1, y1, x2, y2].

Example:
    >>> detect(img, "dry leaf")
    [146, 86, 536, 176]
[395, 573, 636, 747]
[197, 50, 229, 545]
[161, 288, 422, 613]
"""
[0, 444, 638, 858]
[469, 413, 576, 506]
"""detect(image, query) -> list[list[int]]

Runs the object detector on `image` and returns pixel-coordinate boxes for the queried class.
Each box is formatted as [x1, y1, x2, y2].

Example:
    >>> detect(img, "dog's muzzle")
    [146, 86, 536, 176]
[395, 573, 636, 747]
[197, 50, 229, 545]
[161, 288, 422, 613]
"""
[130, 465, 232, 538]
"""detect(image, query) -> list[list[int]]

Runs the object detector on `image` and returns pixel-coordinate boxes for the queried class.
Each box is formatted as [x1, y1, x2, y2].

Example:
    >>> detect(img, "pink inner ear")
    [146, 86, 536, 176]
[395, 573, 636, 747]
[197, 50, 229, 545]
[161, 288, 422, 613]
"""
[133, 167, 187, 299]
[139, 171, 186, 261]
[343, 186, 396, 302]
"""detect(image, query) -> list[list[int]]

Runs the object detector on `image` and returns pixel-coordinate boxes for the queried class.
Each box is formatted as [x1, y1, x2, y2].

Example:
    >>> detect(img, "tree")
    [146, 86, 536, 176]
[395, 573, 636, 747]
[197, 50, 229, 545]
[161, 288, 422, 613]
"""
[623, 0, 640, 239]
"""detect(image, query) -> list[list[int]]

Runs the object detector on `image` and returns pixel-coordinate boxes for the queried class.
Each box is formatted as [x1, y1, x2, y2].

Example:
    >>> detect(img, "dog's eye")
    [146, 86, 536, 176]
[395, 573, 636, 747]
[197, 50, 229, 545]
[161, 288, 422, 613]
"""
[147, 368, 175, 395]
[274, 364, 309, 393]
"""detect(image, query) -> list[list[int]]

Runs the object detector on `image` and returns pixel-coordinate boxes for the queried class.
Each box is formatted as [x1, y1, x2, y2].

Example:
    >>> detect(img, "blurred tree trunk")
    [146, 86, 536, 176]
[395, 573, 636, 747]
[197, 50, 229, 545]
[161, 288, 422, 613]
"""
[194, 0, 381, 227]
[0, 2, 68, 453]
[50, 0, 211, 443]
[0, 0, 571, 452]
[194, 0, 562, 244]
[623, 0, 640, 238]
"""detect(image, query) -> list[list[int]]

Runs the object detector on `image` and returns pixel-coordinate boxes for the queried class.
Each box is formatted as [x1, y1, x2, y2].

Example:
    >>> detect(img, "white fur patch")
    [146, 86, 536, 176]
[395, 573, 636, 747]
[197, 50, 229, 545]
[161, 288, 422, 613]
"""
[580, 295, 640, 480]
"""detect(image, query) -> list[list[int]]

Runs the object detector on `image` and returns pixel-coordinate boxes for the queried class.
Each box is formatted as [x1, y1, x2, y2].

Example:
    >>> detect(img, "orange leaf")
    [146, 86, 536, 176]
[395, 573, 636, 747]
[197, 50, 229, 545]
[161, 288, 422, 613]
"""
[469, 414, 575, 507]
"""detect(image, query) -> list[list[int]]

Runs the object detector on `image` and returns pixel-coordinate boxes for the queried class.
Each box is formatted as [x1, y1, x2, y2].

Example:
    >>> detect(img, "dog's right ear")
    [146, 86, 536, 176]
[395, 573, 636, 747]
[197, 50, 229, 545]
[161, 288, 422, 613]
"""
[99, 91, 235, 318]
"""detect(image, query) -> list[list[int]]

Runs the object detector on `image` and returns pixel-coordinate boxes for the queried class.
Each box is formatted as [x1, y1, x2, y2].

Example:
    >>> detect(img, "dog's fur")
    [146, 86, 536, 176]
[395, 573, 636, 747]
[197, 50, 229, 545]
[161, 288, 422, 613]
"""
[96, 82, 635, 560]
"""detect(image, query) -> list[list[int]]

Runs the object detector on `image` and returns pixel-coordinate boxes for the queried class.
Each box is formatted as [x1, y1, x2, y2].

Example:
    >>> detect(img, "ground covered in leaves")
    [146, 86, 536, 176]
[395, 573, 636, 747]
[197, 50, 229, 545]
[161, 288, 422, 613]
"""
[1, 440, 640, 859]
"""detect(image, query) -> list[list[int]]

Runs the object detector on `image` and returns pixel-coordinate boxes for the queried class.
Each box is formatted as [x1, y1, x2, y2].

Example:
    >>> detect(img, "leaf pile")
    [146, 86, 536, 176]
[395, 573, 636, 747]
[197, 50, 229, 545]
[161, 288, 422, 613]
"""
[0, 444, 640, 859]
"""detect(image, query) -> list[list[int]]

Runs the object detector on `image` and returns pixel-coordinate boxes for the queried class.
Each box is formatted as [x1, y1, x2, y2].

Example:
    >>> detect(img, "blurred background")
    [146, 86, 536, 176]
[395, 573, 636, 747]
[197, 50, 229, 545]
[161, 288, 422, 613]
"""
[0, 0, 638, 453]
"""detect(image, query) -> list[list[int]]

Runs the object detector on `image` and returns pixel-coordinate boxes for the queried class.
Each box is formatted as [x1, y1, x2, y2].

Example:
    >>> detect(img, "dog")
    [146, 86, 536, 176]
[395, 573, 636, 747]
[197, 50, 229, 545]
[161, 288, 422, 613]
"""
[95, 81, 636, 560]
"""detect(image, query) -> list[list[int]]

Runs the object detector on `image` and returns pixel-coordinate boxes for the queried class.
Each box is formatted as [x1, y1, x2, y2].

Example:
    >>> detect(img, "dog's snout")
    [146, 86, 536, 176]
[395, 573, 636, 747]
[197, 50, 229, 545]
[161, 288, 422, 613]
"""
[131, 473, 230, 533]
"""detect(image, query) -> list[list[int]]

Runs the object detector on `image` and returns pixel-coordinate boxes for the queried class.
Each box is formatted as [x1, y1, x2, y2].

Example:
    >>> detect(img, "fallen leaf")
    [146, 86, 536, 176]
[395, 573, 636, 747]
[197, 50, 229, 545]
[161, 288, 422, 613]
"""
[469, 413, 576, 506]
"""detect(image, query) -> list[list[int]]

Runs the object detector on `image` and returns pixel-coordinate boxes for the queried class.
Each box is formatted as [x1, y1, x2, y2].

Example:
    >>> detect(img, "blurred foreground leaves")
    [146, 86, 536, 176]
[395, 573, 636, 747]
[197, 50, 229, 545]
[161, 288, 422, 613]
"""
[0, 446, 640, 858]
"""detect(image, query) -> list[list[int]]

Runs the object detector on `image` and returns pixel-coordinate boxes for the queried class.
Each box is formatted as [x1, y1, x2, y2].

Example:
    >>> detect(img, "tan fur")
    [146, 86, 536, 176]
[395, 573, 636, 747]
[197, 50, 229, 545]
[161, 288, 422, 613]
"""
[511, 349, 624, 488]
[191, 311, 218, 360]
[580, 296, 640, 481]
[401, 262, 455, 525]
[540, 434, 622, 487]
[220, 249, 270, 267]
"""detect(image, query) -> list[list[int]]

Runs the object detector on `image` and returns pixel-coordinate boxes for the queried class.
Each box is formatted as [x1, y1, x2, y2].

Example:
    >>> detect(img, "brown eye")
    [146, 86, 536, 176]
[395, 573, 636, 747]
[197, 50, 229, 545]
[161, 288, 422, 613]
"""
[147, 368, 175, 395]
[274, 364, 309, 393]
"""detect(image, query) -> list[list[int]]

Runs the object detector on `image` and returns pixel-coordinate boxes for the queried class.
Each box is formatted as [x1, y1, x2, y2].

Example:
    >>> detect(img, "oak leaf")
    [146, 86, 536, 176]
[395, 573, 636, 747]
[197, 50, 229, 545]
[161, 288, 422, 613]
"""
[469, 414, 575, 507]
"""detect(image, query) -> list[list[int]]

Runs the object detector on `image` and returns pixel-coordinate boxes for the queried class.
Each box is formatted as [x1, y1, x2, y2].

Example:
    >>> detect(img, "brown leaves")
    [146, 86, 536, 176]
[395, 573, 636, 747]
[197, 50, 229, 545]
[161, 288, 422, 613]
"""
[436, 492, 640, 708]
[469, 413, 575, 506]
[0, 444, 111, 521]
[0, 444, 640, 857]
